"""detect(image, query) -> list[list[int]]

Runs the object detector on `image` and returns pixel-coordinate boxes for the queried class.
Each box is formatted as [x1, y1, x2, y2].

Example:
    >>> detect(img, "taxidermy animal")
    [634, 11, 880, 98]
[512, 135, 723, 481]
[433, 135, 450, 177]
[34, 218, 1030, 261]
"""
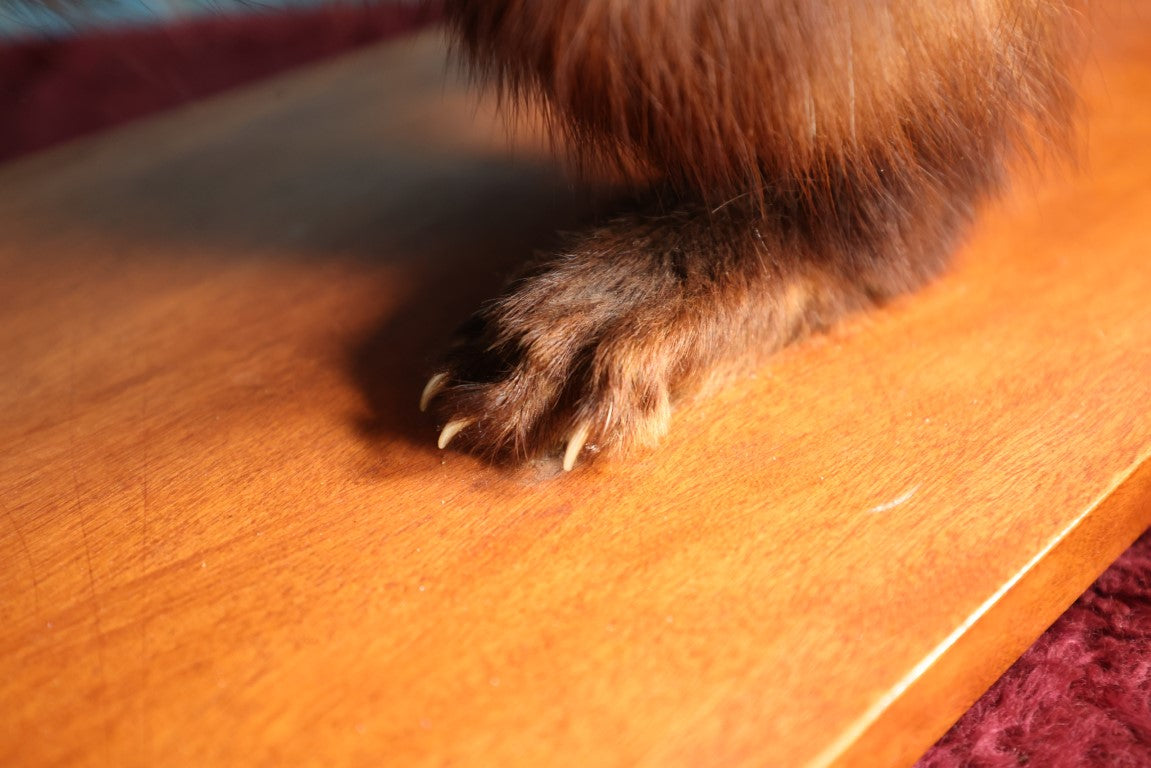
[423, 0, 1081, 470]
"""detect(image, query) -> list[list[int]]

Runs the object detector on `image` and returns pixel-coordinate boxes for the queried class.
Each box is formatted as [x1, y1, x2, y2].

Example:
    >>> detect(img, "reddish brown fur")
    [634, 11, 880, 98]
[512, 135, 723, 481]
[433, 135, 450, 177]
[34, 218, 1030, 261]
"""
[428, 0, 1082, 466]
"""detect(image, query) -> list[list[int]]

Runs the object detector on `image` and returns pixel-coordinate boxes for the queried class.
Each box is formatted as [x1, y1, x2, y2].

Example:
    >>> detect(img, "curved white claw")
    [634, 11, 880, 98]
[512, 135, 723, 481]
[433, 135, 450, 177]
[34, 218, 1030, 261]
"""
[562, 421, 592, 472]
[419, 372, 449, 412]
[438, 418, 472, 450]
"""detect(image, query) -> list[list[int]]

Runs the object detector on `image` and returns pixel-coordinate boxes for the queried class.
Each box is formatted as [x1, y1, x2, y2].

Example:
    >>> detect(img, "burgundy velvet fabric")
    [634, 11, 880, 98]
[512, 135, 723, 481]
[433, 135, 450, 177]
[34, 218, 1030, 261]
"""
[918, 529, 1151, 767]
[2, 9, 1147, 764]
[0, 3, 437, 162]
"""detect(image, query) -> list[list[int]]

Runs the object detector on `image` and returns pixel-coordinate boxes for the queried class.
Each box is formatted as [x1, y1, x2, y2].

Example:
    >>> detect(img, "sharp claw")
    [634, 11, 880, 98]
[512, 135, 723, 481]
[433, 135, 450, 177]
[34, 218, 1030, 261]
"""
[562, 421, 592, 472]
[419, 372, 449, 412]
[438, 418, 471, 450]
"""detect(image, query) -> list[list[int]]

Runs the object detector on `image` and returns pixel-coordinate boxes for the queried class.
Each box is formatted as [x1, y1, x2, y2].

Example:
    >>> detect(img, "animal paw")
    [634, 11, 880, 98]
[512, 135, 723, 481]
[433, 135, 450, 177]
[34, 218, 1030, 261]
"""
[419, 201, 861, 469]
[419, 212, 727, 469]
[420, 270, 681, 469]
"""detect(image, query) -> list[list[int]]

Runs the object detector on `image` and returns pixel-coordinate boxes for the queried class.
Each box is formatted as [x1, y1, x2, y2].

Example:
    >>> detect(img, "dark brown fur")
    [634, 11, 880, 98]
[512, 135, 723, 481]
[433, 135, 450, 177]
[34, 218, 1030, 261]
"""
[427, 0, 1082, 467]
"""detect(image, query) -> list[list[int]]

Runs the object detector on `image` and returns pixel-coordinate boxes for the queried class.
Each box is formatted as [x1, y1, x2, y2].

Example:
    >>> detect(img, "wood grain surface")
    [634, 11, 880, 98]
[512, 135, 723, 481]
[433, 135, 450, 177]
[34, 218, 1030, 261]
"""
[2, 6, 1150, 767]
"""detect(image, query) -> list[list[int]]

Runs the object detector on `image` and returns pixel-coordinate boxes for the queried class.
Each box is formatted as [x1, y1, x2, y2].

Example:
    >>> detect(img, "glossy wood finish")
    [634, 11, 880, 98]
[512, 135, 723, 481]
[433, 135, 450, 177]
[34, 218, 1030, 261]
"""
[2, 8, 1149, 767]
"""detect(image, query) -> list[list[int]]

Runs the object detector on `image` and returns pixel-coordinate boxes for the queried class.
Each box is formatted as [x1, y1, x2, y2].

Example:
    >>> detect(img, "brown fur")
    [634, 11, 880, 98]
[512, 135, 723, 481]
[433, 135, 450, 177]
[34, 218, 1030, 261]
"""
[428, 0, 1082, 466]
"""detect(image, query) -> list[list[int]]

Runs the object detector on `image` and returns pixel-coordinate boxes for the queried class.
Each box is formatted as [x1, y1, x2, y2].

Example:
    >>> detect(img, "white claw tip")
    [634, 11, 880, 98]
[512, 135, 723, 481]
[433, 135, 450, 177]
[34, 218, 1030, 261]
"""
[420, 372, 449, 412]
[562, 422, 592, 472]
[438, 419, 471, 450]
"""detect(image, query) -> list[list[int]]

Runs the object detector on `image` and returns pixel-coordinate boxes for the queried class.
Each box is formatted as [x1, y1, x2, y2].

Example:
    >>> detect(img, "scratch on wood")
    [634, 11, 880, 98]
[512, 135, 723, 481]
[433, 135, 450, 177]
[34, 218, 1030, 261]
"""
[69, 329, 113, 761]
[869, 485, 920, 514]
[2, 500, 41, 619]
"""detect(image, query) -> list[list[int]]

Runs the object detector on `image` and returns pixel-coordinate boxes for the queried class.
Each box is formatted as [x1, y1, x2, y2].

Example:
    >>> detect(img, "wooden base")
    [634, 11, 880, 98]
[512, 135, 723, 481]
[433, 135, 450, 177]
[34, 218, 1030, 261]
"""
[2, 7, 1150, 767]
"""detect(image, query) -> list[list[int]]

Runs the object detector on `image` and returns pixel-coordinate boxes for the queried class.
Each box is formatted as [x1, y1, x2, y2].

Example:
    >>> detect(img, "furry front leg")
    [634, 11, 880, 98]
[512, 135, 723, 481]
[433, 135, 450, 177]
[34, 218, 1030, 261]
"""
[422, 196, 944, 468]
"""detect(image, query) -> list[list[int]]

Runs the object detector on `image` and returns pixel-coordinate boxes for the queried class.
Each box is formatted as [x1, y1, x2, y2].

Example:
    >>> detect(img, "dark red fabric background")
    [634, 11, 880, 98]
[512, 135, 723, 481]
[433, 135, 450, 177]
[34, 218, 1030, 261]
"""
[2, 7, 1146, 764]
[0, 3, 436, 162]
[920, 529, 1151, 767]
